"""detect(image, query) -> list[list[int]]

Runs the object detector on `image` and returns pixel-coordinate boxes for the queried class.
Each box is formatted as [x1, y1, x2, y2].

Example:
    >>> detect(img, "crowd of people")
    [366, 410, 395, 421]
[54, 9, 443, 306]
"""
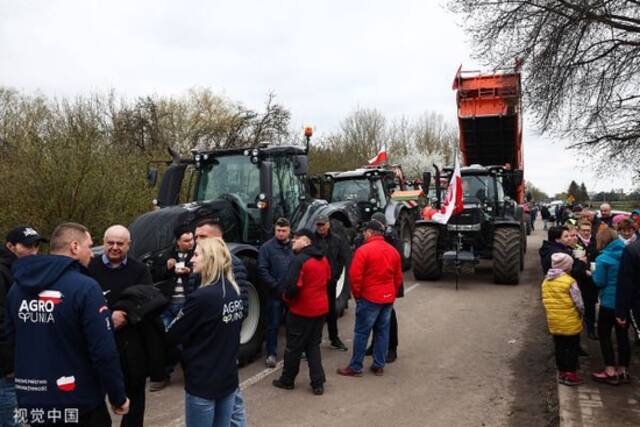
[0, 212, 404, 426]
[539, 202, 640, 386]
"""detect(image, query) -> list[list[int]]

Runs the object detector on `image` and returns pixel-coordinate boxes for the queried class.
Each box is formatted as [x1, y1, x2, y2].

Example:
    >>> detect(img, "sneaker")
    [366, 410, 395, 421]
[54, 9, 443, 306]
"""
[330, 338, 348, 352]
[312, 385, 324, 395]
[592, 369, 619, 385]
[561, 372, 583, 386]
[272, 379, 294, 390]
[386, 350, 397, 363]
[265, 355, 277, 368]
[369, 366, 384, 376]
[336, 367, 362, 377]
[149, 379, 169, 392]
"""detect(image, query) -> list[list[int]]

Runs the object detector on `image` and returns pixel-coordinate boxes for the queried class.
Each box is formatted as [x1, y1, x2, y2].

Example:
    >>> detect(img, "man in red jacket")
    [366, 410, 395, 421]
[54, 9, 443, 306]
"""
[337, 220, 403, 377]
[272, 229, 331, 395]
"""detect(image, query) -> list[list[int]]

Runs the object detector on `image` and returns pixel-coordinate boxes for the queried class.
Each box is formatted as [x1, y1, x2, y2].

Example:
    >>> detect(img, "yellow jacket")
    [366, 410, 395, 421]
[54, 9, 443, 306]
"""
[541, 273, 583, 335]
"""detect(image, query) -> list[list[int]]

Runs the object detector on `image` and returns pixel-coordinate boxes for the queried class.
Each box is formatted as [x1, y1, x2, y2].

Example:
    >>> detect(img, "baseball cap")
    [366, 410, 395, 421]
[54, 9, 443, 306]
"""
[6, 226, 48, 245]
[315, 214, 330, 224]
[364, 220, 385, 233]
[371, 212, 387, 226]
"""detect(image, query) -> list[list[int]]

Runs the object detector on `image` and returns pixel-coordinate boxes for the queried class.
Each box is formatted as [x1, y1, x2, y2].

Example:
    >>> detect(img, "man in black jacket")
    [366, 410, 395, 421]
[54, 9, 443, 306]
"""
[88, 225, 164, 427]
[314, 215, 350, 351]
[0, 226, 46, 425]
[258, 217, 294, 368]
[157, 225, 195, 329]
[616, 239, 640, 340]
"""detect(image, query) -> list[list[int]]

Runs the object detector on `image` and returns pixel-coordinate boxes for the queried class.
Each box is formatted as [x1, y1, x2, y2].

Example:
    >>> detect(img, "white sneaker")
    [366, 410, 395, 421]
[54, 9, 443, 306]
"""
[265, 355, 277, 368]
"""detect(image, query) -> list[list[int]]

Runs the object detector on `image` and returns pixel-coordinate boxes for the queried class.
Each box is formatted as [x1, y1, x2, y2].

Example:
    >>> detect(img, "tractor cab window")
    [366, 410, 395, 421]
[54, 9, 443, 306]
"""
[461, 175, 503, 204]
[374, 179, 387, 205]
[272, 156, 303, 220]
[196, 155, 261, 240]
[330, 178, 371, 202]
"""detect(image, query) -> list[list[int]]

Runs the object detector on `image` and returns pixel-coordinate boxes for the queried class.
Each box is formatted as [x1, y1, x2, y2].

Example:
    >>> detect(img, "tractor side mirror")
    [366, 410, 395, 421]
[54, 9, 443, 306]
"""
[293, 155, 308, 176]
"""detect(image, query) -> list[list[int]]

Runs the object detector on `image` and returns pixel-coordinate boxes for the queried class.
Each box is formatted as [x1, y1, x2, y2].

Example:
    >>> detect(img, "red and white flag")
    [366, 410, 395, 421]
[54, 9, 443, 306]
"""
[431, 154, 464, 224]
[56, 376, 76, 392]
[38, 290, 63, 305]
[368, 149, 388, 165]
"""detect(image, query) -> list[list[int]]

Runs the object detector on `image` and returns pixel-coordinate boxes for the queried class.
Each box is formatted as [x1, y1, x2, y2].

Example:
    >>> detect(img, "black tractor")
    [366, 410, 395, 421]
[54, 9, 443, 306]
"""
[412, 165, 526, 285]
[129, 135, 355, 364]
[321, 166, 421, 270]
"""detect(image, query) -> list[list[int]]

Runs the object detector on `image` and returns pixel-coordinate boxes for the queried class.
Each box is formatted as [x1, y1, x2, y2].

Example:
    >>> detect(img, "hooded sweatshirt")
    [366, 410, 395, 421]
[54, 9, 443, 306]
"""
[6, 255, 126, 412]
[282, 245, 331, 317]
[593, 239, 626, 309]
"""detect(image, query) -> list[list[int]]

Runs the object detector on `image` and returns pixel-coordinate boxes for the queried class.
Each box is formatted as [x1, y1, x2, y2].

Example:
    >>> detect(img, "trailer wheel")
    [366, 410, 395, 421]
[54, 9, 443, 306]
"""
[238, 256, 266, 365]
[411, 226, 441, 280]
[398, 211, 414, 271]
[493, 228, 520, 285]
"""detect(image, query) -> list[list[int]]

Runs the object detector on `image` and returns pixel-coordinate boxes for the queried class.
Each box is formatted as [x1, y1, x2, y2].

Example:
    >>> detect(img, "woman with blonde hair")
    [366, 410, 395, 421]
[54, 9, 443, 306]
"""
[167, 237, 243, 427]
[592, 227, 630, 385]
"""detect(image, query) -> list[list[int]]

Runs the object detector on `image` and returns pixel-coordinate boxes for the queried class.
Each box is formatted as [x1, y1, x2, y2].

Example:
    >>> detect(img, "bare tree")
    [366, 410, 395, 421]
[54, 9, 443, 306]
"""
[449, 1, 640, 159]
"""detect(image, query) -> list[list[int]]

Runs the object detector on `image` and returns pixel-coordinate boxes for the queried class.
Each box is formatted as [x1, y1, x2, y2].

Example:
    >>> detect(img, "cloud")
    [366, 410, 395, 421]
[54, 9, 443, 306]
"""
[0, 0, 632, 195]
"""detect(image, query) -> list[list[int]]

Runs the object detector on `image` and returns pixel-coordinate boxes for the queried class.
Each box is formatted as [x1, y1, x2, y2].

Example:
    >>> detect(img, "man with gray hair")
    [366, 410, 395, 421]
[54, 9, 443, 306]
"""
[88, 225, 160, 427]
[7, 222, 129, 426]
[600, 203, 614, 228]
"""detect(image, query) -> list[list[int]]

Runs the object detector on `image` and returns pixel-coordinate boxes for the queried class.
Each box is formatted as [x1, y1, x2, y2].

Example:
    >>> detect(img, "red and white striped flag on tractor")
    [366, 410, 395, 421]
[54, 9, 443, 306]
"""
[368, 149, 388, 166]
[431, 154, 464, 224]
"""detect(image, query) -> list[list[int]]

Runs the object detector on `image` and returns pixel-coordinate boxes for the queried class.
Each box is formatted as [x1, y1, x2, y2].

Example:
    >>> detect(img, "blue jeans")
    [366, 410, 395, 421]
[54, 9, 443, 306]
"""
[185, 390, 235, 427]
[349, 299, 392, 372]
[0, 377, 16, 427]
[162, 303, 184, 330]
[266, 298, 283, 356]
[230, 388, 246, 427]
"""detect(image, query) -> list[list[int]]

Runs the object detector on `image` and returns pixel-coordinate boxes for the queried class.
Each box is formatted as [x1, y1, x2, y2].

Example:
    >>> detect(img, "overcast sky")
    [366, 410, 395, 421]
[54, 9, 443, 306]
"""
[0, 0, 632, 196]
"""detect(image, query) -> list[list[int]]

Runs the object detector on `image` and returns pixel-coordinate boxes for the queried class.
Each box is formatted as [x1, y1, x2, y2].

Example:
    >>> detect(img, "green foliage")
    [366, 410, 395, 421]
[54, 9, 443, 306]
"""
[0, 88, 290, 239]
[309, 108, 457, 177]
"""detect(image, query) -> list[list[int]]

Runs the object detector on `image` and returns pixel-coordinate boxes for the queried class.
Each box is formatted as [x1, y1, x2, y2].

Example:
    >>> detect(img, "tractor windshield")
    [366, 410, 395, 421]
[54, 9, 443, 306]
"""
[331, 178, 371, 202]
[460, 175, 504, 204]
[196, 154, 260, 206]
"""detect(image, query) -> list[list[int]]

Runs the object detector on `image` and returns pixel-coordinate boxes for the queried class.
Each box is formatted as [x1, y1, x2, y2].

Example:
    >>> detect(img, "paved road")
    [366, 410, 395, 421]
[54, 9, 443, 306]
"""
[130, 224, 557, 427]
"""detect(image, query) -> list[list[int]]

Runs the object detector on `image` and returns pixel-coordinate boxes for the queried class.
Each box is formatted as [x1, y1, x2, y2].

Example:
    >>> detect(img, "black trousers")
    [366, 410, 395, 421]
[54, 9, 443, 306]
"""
[40, 403, 111, 426]
[552, 334, 580, 372]
[577, 279, 598, 332]
[121, 380, 146, 427]
[326, 281, 338, 341]
[280, 312, 325, 388]
[598, 306, 630, 367]
[371, 308, 398, 352]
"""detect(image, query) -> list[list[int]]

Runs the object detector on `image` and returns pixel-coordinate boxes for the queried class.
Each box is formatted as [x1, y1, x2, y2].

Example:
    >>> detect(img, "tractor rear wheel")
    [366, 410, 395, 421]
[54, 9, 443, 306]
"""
[411, 226, 441, 280]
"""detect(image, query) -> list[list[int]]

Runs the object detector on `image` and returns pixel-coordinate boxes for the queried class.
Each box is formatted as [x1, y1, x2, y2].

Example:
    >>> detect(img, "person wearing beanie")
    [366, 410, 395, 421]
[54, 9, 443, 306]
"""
[591, 227, 630, 385]
[541, 252, 584, 386]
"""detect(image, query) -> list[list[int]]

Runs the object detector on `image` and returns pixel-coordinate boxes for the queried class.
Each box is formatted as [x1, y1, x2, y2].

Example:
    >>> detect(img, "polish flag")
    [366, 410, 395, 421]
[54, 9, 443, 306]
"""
[368, 149, 388, 166]
[39, 290, 63, 305]
[56, 376, 76, 392]
[431, 155, 464, 224]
